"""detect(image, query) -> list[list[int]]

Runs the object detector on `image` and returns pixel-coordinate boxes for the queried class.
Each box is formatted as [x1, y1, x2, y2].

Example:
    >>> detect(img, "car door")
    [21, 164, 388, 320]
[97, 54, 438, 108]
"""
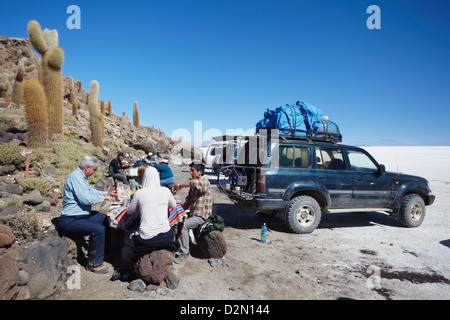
[315, 146, 353, 207]
[346, 149, 392, 207]
[266, 144, 315, 195]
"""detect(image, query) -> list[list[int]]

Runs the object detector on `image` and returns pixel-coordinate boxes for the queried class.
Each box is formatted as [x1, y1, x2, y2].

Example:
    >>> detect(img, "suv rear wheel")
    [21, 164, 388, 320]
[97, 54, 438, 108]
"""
[285, 196, 321, 234]
[398, 194, 426, 228]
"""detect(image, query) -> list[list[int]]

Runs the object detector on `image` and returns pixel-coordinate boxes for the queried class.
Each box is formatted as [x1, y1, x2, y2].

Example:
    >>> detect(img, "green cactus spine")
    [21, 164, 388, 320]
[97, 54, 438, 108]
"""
[23, 79, 48, 148]
[133, 101, 139, 127]
[27, 20, 65, 138]
[88, 80, 103, 148]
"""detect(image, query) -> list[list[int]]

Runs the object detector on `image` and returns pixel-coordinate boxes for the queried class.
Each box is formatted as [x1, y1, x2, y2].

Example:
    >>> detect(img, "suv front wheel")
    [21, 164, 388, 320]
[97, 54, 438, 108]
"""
[285, 195, 321, 234]
[398, 194, 426, 228]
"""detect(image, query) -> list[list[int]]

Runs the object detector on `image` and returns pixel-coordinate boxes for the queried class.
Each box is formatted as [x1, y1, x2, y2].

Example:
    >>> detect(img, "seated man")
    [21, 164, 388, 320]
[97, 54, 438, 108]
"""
[151, 159, 175, 187]
[172, 162, 212, 263]
[109, 152, 130, 185]
[58, 156, 116, 274]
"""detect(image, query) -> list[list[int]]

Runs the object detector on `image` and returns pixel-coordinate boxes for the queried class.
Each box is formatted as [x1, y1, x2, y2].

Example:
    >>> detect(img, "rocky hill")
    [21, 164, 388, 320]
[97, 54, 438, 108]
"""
[0, 35, 194, 159]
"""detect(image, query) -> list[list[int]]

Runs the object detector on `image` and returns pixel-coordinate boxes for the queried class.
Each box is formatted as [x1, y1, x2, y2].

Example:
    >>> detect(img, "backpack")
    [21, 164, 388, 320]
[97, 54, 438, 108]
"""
[194, 215, 225, 239]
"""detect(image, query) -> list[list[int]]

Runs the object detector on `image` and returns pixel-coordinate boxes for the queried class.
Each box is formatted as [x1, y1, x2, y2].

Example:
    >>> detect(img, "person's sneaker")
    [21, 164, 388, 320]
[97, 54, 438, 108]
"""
[174, 253, 190, 264]
[86, 263, 109, 274]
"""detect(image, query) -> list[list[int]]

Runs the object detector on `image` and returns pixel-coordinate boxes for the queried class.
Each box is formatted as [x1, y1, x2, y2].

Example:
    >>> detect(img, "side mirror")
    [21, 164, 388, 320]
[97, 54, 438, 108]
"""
[378, 164, 385, 173]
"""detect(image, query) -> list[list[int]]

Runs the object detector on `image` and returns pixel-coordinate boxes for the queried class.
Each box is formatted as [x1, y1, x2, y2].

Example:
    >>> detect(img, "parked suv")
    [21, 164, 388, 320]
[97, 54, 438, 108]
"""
[217, 135, 435, 234]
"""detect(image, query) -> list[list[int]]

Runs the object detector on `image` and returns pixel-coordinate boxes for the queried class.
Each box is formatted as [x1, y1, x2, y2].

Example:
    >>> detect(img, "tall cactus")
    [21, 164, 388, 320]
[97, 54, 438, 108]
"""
[27, 20, 64, 138]
[68, 76, 75, 104]
[23, 79, 48, 148]
[0, 73, 10, 98]
[107, 100, 112, 116]
[11, 59, 25, 106]
[72, 102, 78, 117]
[133, 101, 139, 127]
[88, 80, 103, 148]
[100, 100, 105, 115]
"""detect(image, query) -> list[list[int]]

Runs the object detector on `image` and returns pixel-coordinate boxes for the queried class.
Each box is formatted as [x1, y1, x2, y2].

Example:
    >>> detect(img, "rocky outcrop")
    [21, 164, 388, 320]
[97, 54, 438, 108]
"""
[0, 223, 74, 300]
[19, 234, 73, 299]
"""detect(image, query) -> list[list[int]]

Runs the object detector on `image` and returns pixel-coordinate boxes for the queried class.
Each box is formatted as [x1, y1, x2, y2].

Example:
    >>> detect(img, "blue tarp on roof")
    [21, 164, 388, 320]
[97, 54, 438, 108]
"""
[255, 100, 341, 142]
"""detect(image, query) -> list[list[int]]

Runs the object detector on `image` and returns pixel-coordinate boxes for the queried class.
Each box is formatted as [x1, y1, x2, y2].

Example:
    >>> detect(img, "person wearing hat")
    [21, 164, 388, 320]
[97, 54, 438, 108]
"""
[151, 158, 175, 187]
[109, 152, 131, 185]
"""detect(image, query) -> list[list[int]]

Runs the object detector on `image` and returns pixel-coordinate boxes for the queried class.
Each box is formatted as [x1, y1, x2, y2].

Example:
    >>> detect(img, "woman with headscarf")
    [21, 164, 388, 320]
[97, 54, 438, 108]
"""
[127, 166, 177, 251]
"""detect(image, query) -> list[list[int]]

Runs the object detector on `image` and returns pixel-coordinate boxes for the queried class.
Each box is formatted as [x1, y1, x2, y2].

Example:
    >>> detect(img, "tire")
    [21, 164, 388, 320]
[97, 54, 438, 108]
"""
[285, 196, 321, 234]
[398, 194, 426, 228]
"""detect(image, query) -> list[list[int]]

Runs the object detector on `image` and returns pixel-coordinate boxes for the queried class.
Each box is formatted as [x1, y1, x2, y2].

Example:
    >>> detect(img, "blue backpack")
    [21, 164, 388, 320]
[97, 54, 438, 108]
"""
[256, 100, 341, 142]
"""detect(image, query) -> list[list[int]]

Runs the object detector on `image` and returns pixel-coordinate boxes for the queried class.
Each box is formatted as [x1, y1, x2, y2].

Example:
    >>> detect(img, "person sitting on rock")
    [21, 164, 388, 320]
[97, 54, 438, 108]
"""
[57, 156, 116, 274]
[130, 164, 148, 193]
[172, 162, 212, 264]
[127, 166, 178, 257]
[109, 152, 130, 185]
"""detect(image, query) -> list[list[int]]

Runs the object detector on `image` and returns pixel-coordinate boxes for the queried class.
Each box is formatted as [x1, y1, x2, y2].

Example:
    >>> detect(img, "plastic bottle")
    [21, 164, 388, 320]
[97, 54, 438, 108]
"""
[261, 223, 267, 243]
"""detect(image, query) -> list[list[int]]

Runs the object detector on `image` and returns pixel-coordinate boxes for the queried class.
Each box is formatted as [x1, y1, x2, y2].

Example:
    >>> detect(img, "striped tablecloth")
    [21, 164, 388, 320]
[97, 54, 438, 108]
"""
[107, 203, 187, 233]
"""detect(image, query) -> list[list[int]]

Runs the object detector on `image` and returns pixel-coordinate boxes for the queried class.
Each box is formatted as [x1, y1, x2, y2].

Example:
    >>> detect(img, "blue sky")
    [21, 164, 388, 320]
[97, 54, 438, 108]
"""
[1, 0, 450, 145]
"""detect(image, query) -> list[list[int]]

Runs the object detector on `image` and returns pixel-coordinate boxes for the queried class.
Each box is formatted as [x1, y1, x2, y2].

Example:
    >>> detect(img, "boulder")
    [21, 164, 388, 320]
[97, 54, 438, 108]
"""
[0, 254, 19, 299]
[22, 189, 44, 206]
[19, 235, 71, 299]
[134, 250, 174, 285]
[164, 265, 180, 289]
[0, 224, 15, 247]
[36, 200, 51, 212]
[196, 230, 227, 259]
[0, 165, 16, 176]
[3, 183, 23, 196]
[127, 279, 146, 293]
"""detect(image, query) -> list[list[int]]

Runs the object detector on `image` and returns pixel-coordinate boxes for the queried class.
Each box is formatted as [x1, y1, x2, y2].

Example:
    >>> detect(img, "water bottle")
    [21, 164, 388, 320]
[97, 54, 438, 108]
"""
[261, 223, 267, 243]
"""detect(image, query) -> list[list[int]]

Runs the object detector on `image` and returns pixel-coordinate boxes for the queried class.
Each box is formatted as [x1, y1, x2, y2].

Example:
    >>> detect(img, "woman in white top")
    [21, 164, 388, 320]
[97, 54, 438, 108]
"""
[127, 166, 177, 249]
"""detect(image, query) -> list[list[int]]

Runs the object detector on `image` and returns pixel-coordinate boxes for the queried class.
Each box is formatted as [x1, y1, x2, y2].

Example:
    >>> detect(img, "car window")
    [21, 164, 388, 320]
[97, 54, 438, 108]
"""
[316, 147, 346, 170]
[347, 150, 377, 171]
[221, 144, 236, 163]
[279, 145, 311, 168]
[236, 137, 269, 166]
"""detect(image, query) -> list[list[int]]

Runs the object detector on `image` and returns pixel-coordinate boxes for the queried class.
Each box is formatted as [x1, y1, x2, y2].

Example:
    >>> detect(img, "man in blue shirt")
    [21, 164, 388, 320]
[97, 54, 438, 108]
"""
[151, 159, 175, 187]
[58, 156, 116, 274]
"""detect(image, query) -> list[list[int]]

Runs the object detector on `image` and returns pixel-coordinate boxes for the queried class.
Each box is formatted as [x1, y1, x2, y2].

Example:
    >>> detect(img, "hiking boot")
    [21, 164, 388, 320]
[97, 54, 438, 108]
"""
[86, 263, 110, 274]
[174, 253, 190, 264]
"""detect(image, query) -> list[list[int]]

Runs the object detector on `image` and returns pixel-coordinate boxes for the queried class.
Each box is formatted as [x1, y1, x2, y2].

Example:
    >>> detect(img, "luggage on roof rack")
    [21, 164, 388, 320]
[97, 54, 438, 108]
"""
[255, 100, 342, 143]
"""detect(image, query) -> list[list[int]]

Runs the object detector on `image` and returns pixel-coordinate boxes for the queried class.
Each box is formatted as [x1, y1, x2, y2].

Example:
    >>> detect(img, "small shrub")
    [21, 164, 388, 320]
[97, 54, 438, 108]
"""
[1, 194, 23, 207]
[0, 206, 39, 241]
[0, 143, 26, 169]
[20, 178, 51, 195]
[51, 138, 106, 190]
